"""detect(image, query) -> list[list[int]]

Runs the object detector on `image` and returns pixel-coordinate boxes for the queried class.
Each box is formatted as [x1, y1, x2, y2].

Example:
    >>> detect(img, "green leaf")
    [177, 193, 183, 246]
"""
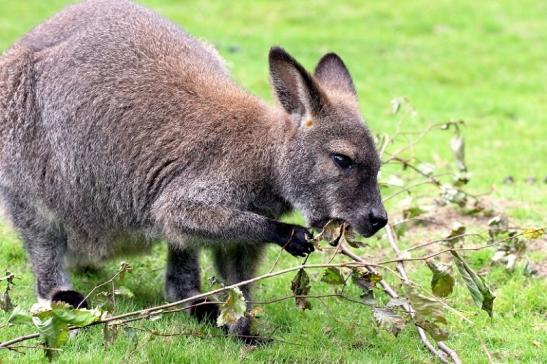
[522, 228, 544, 240]
[372, 307, 406, 336]
[404, 284, 449, 341]
[7, 306, 32, 325]
[320, 267, 345, 285]
[426, 260, 455, 298]
[51, 302, 101, 327]
[217, 287, 247, 326]
[114, 286, 135, 298]
[451, 250, 495, 317]
[32, 314, 70, 358]
[290, 269, 312, 310]
[394, 222, 407, 239]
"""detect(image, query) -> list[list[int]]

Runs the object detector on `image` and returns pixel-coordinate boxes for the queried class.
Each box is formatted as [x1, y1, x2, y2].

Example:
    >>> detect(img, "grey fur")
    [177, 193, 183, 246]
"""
[0, 0, 386, 338]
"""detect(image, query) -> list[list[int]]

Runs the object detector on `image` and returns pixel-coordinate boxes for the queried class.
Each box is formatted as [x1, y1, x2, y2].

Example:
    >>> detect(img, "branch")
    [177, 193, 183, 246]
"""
[339, 241, 451, 363]
[385, 224, 462, 364]
[0, 262, 373, 350]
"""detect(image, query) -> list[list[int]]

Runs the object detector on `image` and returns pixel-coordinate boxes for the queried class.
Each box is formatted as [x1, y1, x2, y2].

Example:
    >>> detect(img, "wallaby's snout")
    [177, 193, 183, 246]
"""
[352, 204, 388, 237]
[269, 47, 387, 237]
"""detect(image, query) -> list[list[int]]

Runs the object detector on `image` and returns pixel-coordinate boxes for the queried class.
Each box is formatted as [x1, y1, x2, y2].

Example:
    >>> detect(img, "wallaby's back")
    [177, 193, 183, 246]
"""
[0, 0, 274, 240]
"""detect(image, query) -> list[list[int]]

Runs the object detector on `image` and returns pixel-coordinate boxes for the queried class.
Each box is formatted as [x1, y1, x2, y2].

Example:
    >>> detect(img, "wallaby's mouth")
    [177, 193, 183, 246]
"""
[310, 216, 384, 239]
[310, 217, 347, 232]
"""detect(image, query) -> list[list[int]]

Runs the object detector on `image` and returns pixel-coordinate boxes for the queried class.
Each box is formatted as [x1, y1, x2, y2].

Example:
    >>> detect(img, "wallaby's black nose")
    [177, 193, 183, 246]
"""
[369, 210, 388, 233]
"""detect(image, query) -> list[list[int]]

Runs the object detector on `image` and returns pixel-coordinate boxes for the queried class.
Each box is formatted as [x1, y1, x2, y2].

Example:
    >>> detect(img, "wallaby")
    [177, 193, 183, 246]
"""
[0, 0, 387, 340]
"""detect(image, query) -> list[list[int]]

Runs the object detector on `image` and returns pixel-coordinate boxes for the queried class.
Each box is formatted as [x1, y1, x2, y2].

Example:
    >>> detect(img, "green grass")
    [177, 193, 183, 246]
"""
[1, 0, 546, 363]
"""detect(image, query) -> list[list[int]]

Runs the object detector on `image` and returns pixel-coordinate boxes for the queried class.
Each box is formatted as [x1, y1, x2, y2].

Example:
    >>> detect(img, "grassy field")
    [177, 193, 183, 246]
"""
[0, 0, 546, 363]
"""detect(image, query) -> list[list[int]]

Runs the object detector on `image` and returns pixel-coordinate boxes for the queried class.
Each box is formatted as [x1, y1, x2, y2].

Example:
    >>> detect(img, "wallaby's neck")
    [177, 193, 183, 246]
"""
[187, 78, 297, 212]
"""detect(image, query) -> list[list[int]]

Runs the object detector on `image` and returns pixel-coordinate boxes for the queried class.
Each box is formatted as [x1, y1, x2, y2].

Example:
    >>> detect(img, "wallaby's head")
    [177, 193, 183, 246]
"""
[270, 47, 387, 237]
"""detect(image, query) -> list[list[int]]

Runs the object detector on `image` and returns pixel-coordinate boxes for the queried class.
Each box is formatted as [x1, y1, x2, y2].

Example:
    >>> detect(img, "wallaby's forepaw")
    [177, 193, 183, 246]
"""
[189, 299, 220, 324]
[50, 290, 89, 309]
[275, 224, 314, 257]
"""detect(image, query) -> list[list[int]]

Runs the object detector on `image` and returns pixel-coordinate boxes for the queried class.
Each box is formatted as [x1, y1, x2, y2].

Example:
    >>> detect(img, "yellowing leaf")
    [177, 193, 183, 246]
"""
[217, 287, 247, 327]
[522, 228, 544, 240]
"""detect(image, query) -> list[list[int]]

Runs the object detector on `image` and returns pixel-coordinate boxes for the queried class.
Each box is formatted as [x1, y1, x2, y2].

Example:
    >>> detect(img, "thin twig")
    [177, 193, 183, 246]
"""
[78, 264, 129, 308]
[383, 122, 459, 164]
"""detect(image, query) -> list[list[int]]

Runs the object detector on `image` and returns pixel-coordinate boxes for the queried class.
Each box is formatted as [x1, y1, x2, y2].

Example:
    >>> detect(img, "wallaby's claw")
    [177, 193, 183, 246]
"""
[278, 225, 314, 257]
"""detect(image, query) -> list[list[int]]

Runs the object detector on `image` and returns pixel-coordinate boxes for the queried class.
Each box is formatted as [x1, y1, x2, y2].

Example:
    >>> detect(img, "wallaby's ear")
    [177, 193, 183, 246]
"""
[269, 47, 325, 120]
[314, 53, 356, 95]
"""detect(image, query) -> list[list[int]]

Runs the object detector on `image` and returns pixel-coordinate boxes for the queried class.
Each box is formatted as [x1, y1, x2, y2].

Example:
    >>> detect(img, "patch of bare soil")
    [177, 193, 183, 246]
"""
[385, 197, 546, 275]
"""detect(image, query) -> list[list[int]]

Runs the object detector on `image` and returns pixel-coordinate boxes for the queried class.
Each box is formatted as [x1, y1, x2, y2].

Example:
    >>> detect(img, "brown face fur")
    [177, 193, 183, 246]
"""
[270, 48, 387, 236]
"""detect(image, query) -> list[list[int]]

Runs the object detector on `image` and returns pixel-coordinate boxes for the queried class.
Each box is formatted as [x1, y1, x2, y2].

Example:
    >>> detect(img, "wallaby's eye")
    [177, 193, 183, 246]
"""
[332, 154, 353, 170]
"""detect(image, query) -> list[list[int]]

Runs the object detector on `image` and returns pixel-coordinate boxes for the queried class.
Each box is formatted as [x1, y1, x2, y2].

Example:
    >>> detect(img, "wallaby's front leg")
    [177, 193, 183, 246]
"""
[165, 244, 219, 322]
[152, 197, 314, 257]
[213, 243, 264, 343]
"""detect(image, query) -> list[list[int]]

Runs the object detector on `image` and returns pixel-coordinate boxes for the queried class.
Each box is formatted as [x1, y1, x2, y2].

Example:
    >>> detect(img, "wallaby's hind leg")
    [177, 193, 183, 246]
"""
[3, 193, 87, 308]
[213, 244, 264, 342]
[165, 245, 218, 322]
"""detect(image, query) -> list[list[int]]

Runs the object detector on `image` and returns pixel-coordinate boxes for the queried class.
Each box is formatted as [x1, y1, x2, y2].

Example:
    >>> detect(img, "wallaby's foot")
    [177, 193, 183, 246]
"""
[238, 334, 272, 347]
[50, 290, 89, 309]
[274, 224, 315, 257]
[189, 299, 220, 324]
[225, 316, 272, 346]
